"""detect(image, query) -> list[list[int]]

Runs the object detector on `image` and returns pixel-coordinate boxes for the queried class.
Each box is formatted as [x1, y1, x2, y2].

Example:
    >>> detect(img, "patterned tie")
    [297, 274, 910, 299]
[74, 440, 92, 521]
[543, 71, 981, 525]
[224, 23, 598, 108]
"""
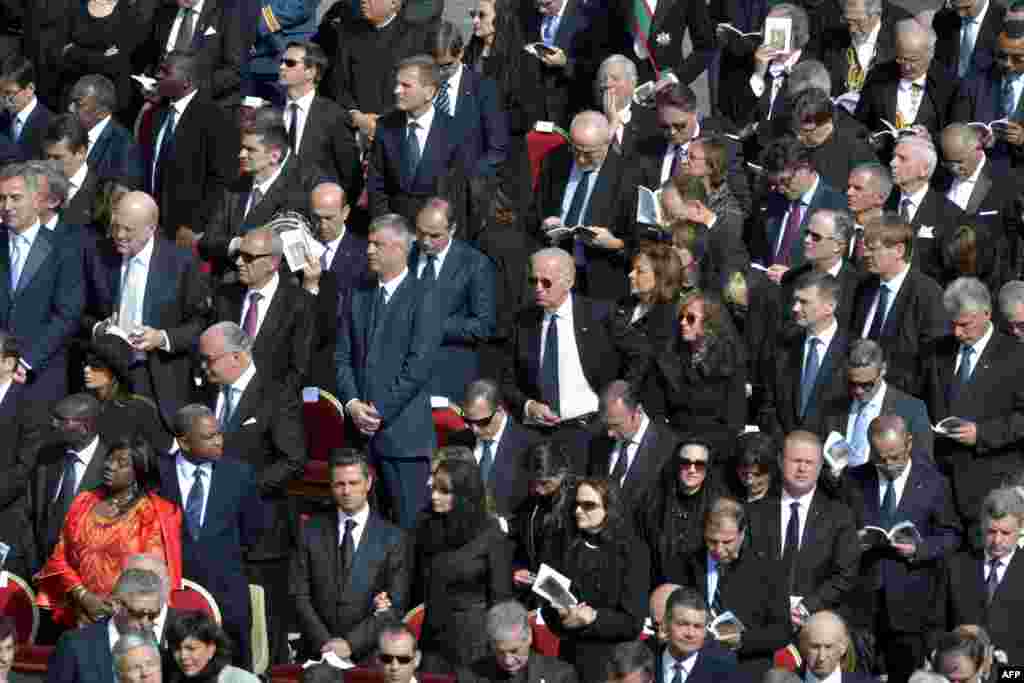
[541, 15, 555, 45]
[9, 233, 23, 291]
[880, 477, 896, 529]
[422, 254, 438, 282]
[175, 7, 195, 49]
[867, 284, 890, 340]
[987, 558, 1002, 604]
[435, 80, 451, 116]
[11, 115, 22, 142]
[480, 439, 494, 485]
[959, 17, 977, 78]
[185, 466, 206, 541]
[800, 338, 821, 418]
[671, 662, 684, 683]
[540, 313, 560, 414]
[775, 201, 803, 266]
[242, 291, 262, 337]
[287, 103, 300, 151]
[118, 257, 143, 329]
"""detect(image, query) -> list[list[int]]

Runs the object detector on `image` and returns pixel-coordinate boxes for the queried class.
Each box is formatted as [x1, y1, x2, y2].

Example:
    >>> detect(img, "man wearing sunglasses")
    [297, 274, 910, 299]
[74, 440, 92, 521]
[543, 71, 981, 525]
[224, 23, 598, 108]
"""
[376, 623, 421, 683]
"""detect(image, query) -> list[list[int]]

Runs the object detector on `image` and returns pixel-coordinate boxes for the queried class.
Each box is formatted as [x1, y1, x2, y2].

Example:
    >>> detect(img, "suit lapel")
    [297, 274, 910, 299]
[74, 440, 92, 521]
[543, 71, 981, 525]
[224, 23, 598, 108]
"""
[230, 376, 260, 432]
[993, 548, 1024, 605]
[414, 115, 446, 185]
[0, 230, 10, 305]
[142, 240, 166, 324]
[966, 165, 993, 215]
[87, 126, 112, 168]
[16, 229, 52, 295]
[201, 463, 229, 537]
[553, 0, 579, 49]
[348, 514, 378, 598]
[650, 0, 676, 33]
[81, 441, 107, 491]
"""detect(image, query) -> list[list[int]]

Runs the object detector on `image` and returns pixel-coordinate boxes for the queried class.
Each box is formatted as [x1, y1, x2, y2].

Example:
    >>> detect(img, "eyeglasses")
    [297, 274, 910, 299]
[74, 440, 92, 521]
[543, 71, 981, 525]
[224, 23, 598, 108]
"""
[678, 458, 708, 471]
[280, 58, 304, 67]
[575, 500, 602, 511]
[463, 410, 497, 428]
[379, 654, 416, 665]
[680, 313, 701, 325]
[234, 250, 273, 264]
[527, 276, 555, 289]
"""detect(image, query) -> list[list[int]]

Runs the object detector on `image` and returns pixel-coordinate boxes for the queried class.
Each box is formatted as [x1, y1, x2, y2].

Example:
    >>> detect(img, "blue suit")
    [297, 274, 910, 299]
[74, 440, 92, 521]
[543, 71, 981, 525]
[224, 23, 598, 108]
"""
[86, 119, 145, 187]
[408, 239, 496, 401]
[0, 226, 84, 404]
[47, 619, 115, 683]
[950, 65, 1024, 171]
[158, 454, 266, 669]
[334, 272, 444, 527]
[752, 180, 849, 269]
[445, 66, 509, 177]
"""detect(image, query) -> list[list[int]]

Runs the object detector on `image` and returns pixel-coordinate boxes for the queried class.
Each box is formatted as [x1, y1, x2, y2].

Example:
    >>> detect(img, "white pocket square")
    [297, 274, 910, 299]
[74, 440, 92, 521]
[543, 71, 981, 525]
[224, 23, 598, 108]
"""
[917, 225, 935, 239]
[204, 26, 217, 36]
[979, 210, 998, 216]
[242, 417, 257, 426]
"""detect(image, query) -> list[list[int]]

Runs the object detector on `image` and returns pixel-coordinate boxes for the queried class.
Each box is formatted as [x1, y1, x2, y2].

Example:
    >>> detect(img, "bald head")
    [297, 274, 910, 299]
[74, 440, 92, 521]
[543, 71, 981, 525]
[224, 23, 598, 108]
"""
[311, 182, 345, 211]
[569, 110, 612, 171]
[869, 414, 908, 442]
[310, 182, 350, 243]
[111, 192, 159, 257]
[799, 611, 850, 678]
[940, 124, 984, 180]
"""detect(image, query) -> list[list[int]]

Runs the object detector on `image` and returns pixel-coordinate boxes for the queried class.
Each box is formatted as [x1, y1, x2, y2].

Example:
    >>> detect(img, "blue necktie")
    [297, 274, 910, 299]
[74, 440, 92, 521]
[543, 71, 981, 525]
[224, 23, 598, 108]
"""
[800, 338, 821, 418]
[403, 121, 421, 180]
[959, 17, 977, 78]
[950, 345, 974, 402]
[152, 108, 177, 192]
[220, 386, 235, 429]
[880, 477, 896, 529]
[185, 467, 205, 541]
[867, 284, 890, 340]
[564, 170, 593, 269]
[480, 439, 494, 484]
[434, 80, 451, 116]
[849, 402, 870, 465]
[9, 233, 24, 291]
[540, 313, 560, 415]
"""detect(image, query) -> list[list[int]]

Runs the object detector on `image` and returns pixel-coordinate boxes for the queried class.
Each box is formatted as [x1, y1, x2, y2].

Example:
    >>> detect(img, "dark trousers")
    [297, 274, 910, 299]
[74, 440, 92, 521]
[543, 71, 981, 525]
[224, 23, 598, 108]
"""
[375, 456, 431, 530]
[875, 596, 927, 683]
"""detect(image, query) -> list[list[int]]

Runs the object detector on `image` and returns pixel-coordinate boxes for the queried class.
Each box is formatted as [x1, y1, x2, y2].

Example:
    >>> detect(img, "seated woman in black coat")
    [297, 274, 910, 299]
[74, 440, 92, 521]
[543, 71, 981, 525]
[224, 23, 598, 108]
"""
[726, 431, 781, 504]
[415, 458, 514, 672]
[541, 477, 649, 683]
[509, 441, 574, 585]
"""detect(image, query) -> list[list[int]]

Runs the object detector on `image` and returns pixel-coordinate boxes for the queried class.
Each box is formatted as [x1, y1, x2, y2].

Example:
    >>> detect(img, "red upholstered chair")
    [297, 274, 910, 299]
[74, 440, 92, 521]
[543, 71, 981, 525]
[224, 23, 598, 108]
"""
[773, 644, 802, 671]
[269, 664, 303, 683]
[0, 572, 38, 643]
[528, 610, 560, 657]
[302, 388, 347, 483]
[170, 578, 223, 624]
[13, 644, 52, 674]
[432, 405, 465, 448]
[403, 604, 425, 640]
[527, 131, 569, 190]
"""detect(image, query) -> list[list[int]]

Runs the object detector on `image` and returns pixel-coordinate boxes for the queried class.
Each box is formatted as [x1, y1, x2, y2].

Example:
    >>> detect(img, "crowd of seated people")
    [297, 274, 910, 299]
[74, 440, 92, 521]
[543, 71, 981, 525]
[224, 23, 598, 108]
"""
[1, 0, 1024, 681]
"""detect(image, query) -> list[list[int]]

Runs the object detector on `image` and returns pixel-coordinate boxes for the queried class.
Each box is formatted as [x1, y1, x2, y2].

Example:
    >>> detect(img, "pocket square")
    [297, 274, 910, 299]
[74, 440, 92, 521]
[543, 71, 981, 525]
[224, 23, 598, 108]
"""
[979, 210, 998, 216]
[242, 417, 257, 426]
[917, 225, 935, 239]
[204, 26, 217, 36]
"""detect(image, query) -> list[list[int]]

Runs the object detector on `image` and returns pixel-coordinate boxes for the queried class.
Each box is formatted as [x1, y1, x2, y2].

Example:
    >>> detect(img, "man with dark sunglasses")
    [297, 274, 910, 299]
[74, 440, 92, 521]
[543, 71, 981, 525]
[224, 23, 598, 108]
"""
[376, 622, 421, 683]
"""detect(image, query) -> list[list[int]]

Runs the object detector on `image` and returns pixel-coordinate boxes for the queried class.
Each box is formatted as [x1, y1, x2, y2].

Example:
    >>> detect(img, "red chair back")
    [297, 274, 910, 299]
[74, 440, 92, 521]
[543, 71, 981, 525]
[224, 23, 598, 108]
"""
[432, 407, 466, 448]
[527, 131, 568, 190]
[0, 573, 38, 643]
[528, 610, 560, 657]
[170, 578, 223, 624]
[302, 388, 347, 482]
[13, 644, 52, 674]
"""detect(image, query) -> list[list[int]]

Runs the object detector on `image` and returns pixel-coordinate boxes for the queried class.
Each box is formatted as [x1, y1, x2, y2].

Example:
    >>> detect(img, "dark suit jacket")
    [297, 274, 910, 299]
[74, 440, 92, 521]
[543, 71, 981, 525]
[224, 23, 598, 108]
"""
[840, 460, 961, 633]
[289, 510, 412, 659]
[61, 167, 101, 229]
[585, 419, 678, 513]
[0, 225, 84, 402]
[750, 179, 849, 269]
[747, 491, 861, 614]
[144, 92, 237, 242]
[296, 95, 361, 200]
[652, 644, 738, 683]
[612, 0, 713, 86]
[311, 230, 369, 386]
[500, 294, 649, 418]
[780, 261, 866, 334]
[86, 118, 144, 187]
[335, 273, 444, 461]
[850, 269, 949, 396]
[0, 100, 52, 160]
[819, 383, 934, 466]
[0, 383, 45, 577]
[448, 417, 539, 516]
[198, 371, 307, 560]
[919, 331, 1024, 526]
[81, 236, 210, 426]
[854, 60, 958, 142]
[933, 4, 1005, 79]
[367, 109, 468, 223]
[409, 239, 496, 400]
[447, 66, 508, 177]
[760, 329, 851, 439]
[46, 618, 115, 683]
[939, 549, 1024, 666]
[457, 651, 579, 683]
[212, 278, 316, 392]
[18, 0, 67, 108]
[530, 145, 632, 301]
[950, 65, 1024, 169]
[884, 189, 965, 282]
[139, 0, 246, 105]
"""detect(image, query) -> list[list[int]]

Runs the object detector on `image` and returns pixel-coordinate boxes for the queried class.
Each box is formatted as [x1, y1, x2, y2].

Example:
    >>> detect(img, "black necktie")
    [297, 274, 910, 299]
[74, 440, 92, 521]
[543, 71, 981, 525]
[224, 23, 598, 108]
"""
[422, 254, 437, 282]
[610, 440, 630, 484]
[185, 467, 206, 541]
[867, 284, 890, 340]
[540, 313, 560, 414]
[986, 558, 1001, 604]
[370, 285, 386, 335]
[880, 478, 896, 529]
[153, 108, 177, 192]
[175, 8, 195, 50]
[339, 518, 356, 582]
[403, 122, 421, 180]
[783, 500, 800, 591]
[563, 170, 593, 228]
[287, 102, 300, 151]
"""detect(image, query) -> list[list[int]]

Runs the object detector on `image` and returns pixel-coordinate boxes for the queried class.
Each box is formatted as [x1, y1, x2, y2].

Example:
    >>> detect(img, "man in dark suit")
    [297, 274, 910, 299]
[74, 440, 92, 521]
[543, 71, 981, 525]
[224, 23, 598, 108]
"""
[200, 120, 314, 277]
[289, 449, 412, 662]
[411, 198, 496, 400]
[751, 136, 848, 279]
[762, 271, 851, 438]
[839, 416, 960, 683]
[303, 183, 368, 385]
[531, 110, 631, 301]
[144, 50, 236, 247]
[368, 55, 468, 224]
[42, 115, 100, 229]
[748, 431, 861, 625]
[614, 0, 713, 88]
[855, 20, 956, 143]
[937, 487, 1024, 666]
[138, 0, 246, 107]
[27, 394, 104, 571]
[279, 41, 361, 199]
[448, 379, 539, 516]
[335, 213, 443, 528]
[820, 339, 933, 466]
[886, 134, 964, 280]
[851, 216, 948, 396]
[919, 276, 1024, 536]
[586, 380, 676, 513]
[159, 404, 265, 669]
[458, 600, 579, 683]
[790, 88, 879, 193]
[501, 247, 648, 457]
[196, 321, 308, 665]
[0, 163, 84, 405]
[0, 55, 52, 160]
[933, 0, 1004, 80]
[67, 75, 145, 188]
[651, 587, 738, 683]
[47, 568, 169, 683]
[80, 192, 210, 427]
[431, 24, 509, 178]
[846, 162, 893, 268]
[797, 611, 877, 683]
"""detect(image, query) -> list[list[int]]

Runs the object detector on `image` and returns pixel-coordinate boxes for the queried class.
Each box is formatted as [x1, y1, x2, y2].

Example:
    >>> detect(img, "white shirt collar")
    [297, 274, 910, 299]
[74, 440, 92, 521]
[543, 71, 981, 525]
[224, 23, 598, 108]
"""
[798, 174, 821, 206]
[176, 451, 213, 479]
[628, 413, 651, 447]
[254, 151, 289, 195]
[408, 105, 435, 132]
[959, 156, 986, 186]
[171, 88, 200, 116]
[808, 317, 838, 348]
[986, 545, 1016, 567]
[880, 261, 911, 288]
[782, 487, 816, 509]
[16, 96, 37, 123]
[549, 293, 574, 320]
[863, 21, 881, 47]
[247, 270, 280, 302]
[380, 267, 410, 299]
[125, 235, 155, 269]
[69, 162, 89, 190]
[324, 231, 346, 256]
[419, 238, 452, 270]
[44, 214, 59, 231]
[619, 104, 633, 125]
[962, 321, 995, 359]
[966, 0, 990, 26]
[486, 411, 509, 447]
[827, 260, 843, 277]
[288, 89, 316, 112]
[899, 75, 927, 90]
[183, 0, 205, 17]
[338, 503, 370, 528]
[805, 665, 843, 683]
[9, 220, 42, 248]
[230, 360, 257, 394]
[855, 380, 888, 414]
[662, 649, 699, 678]
[88, 116, 112, 144]
[71, 435, 101, 463]
[445, 65, 465, 101]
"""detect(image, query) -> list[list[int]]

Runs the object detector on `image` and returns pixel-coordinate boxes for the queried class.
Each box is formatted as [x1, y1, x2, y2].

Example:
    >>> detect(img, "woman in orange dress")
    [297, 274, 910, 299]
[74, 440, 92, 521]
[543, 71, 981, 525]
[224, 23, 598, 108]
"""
[36, 436, 182, 627]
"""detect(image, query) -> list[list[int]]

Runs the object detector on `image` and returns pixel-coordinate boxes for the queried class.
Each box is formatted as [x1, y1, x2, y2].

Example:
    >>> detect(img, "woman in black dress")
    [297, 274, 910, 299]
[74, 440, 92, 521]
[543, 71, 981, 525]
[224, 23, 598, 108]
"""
[541, 477, 649, 683]
[509, 440, 574, 583]
[415, 458, 514, 672]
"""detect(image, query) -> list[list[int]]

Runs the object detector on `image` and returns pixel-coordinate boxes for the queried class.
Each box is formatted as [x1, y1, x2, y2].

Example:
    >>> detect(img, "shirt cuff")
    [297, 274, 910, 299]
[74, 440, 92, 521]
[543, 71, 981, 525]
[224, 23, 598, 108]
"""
[19, 358, 31, 371]
[159, 331, 171, 352]
[345, 399, 359, 414]
[749, 74, 766, 98]
[229, 236, 241, 254]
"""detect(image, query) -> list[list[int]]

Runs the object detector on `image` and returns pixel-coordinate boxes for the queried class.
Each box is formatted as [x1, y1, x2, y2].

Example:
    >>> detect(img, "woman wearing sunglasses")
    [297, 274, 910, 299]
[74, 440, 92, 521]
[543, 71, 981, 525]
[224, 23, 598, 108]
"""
[414, 459, 514, 671]
[540, 477, 649, 683]
[636, 436, 727, 585]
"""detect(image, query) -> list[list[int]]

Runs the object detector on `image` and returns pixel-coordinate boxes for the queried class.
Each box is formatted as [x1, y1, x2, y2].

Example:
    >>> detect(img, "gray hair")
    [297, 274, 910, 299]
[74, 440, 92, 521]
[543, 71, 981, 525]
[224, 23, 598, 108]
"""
[531, 247, 575, 283]
[839, 0, 883, 16]
[249, 227, 284, 257]
[463, 378, 501, 411]
[998, 281, 1024, 317]
[71, 74, 118, 114]
[815, 208, 855, 245]
[112, 568, 164, 601]
[943, 277, 992, 315]
[768, 4, 810, 50]
[112, 632, 161, 678]
[122, 554, 171, 601]
[852, 162, 894, 201]
[981, 487, 1024, 528]
[895, 18, 937, 55]
[486, 601, 531, 642]
[896, 135, 938, 178]
[24, 160, 69, 207]
[788, 60, 831, 97]
[172, 403, 216, 438]
[848, 339, 886, 372]
[369, 213, 415, 249]
[0, 163, 41, 196]
[205, 321, 255, 354]
[597, 55, 638, 87]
